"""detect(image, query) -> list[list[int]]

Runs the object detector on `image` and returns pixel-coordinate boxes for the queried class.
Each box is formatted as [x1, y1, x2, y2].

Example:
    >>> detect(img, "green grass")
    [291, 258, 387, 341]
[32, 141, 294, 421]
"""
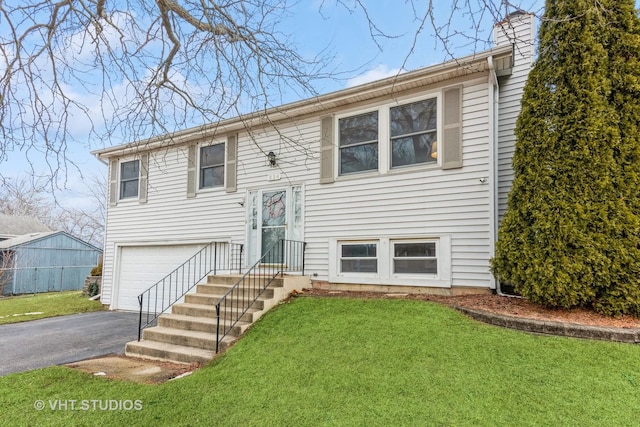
[1, 296, 640, 426]
[0, 291, 104, 324]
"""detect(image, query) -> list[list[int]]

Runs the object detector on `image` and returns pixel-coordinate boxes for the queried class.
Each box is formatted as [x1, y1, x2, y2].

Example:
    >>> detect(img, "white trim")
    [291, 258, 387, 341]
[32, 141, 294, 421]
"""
[243, 185, 304, 267]
[329, 235, 452, 287]
[289, 184, 305, 243]
[390, 239, 438, 278]
[111, 244, 123, 309]
[378, 106, 390, 175]
[337, 240, 380, 276]
[334, 90, 443, 181]
[110, 238, 232, 310]
[114, 237, 231, 247]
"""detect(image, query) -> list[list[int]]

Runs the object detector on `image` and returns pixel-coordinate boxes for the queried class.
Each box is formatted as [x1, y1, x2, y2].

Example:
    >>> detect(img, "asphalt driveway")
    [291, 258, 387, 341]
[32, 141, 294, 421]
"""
[0, 311, 140, 376]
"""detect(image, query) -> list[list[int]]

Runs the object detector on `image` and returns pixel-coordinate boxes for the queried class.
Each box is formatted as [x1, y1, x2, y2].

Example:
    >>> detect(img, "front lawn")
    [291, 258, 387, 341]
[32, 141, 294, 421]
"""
[0, 291, 103, 325]
[1, 296, 639, 426]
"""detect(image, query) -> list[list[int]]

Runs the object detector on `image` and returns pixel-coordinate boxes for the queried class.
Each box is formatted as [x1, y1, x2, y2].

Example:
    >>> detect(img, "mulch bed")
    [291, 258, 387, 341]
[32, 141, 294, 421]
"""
[300, 288, 640, 329]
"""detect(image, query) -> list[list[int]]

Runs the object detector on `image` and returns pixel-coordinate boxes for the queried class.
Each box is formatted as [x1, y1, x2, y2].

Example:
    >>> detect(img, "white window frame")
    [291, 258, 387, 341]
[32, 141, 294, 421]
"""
[338, 241, 379, 275]
[119, 159, 140, 200]
[198, 141, 225, 190]
[390, 239, 438, 278]
[335, 92, 441, 179]
[329, 236, 451, 287]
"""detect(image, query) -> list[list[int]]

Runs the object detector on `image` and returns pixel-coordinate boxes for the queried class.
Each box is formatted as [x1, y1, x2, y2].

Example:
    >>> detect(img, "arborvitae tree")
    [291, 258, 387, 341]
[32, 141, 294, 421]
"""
[596, 2, 640, 314]
[492, 0, 640, 315]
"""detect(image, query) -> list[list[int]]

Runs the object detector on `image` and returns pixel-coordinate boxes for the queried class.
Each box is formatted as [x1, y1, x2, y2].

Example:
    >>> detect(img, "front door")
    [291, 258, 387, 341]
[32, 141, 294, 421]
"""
[246, 186, 303, 266]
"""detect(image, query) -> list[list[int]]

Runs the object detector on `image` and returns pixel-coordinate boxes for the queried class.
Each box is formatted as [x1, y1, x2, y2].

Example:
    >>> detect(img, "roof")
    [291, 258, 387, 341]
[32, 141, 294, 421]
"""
[93, 43, 514, 160]
[0, 214, 51, 238]
[0, 231, 58, 249]
[0, 231, 102, 251]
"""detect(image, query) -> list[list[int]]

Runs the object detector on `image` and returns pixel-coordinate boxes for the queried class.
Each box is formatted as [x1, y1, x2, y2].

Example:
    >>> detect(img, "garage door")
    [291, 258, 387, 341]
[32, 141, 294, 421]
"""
[113, 244, 205, 311]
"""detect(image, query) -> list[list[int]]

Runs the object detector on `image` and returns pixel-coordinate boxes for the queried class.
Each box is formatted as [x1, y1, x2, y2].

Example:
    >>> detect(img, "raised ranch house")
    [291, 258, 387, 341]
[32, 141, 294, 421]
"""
[94, 12, 534, 316]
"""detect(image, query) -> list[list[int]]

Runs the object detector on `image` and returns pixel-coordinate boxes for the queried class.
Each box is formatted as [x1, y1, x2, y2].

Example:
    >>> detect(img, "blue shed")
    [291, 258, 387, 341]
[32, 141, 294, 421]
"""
[0, 231, 102, 295]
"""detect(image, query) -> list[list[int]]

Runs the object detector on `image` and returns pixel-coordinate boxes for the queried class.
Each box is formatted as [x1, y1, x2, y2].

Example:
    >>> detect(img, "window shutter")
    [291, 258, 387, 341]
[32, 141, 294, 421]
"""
[139, 154, 149, 203]
[225, 134, 238, 193]
[319, 116, 334, 184]
[186, 144, 197, 198]
[442, 86, 463, 170]
[109, 159, 118, 206]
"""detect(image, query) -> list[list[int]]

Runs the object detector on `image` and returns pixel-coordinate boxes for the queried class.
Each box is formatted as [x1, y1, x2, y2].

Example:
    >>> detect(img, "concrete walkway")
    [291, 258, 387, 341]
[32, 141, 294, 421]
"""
[0, 311, 139, 376]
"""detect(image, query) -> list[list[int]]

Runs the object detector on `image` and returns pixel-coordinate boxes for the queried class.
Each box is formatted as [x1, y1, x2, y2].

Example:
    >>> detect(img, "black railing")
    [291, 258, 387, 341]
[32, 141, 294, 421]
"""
[214, 239, 306, 352]
[137, 241, 243, 341]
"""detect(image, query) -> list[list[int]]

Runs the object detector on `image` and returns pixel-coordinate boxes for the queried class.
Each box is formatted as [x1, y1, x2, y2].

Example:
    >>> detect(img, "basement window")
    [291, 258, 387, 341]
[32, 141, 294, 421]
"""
[340, 242, 378, 273]
[392, 241, 437, 275]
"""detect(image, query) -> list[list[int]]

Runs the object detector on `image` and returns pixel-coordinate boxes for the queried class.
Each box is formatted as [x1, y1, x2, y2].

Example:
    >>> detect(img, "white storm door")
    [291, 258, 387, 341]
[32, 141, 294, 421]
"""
[246, 186, 303, 266]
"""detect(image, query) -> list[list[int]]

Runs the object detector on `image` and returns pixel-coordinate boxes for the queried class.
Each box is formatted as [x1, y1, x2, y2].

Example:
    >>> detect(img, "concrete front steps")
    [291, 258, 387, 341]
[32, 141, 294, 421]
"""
[125, 274, 308, 365]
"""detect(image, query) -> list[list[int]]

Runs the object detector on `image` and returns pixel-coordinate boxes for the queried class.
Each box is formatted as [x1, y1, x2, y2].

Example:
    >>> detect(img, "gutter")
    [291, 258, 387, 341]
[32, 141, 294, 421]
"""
[94, 155, 108, 166]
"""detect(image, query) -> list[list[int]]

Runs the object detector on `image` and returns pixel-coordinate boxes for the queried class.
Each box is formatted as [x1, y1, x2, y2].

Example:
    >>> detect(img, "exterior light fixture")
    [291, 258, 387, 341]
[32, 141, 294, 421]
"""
[267, 151, 277, 167]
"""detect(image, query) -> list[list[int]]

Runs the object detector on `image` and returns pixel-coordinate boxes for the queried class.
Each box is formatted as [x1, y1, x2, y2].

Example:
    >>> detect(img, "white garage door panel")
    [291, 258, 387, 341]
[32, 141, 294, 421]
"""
[115, 244, 205, 311]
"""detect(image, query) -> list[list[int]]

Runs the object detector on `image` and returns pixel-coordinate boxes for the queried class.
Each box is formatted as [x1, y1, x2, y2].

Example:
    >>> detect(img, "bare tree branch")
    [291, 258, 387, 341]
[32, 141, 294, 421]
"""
[0, 0, 333, 186]
[0, 0, 545, 189]
[0, 174, 105, 247]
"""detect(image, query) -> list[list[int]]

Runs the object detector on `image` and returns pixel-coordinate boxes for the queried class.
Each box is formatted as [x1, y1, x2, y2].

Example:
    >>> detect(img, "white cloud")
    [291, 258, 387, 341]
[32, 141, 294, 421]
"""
[346, 64, 403, 88]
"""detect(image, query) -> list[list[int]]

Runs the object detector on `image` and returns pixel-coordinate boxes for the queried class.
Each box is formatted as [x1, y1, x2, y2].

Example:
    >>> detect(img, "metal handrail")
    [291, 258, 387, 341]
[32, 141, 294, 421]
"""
[214, 239, 306, 352]
[137, 241, 243, 341]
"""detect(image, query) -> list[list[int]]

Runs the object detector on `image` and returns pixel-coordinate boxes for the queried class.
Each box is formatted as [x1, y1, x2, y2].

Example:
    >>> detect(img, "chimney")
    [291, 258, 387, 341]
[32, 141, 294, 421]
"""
[493, 10, 536, 67]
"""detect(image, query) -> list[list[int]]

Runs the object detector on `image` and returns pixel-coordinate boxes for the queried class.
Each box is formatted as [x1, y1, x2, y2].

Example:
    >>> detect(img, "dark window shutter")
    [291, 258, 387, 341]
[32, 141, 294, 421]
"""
[319, 116, 334, 184]
[109, 159, 118, 206]
[442, 86, 463, 170]
[225, 134, 238, 193]
[139, 154, 149, 203]
[186, 144, 197, 198]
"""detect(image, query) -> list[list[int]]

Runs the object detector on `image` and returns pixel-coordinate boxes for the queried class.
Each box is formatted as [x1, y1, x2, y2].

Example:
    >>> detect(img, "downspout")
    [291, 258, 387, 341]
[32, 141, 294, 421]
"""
[487, 56, 504, 296]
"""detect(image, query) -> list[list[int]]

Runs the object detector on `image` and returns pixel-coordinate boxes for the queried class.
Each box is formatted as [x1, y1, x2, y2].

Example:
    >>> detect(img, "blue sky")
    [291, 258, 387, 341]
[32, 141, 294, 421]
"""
[2, 1, 545, 209]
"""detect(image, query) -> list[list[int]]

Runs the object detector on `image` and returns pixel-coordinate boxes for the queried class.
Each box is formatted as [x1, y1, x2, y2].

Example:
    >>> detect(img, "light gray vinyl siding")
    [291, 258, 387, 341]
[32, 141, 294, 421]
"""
[100, 120, 319, 305]
[496, 15, 535, 221]
[101, 80, 495, 303]
[305, 82, 492, 288]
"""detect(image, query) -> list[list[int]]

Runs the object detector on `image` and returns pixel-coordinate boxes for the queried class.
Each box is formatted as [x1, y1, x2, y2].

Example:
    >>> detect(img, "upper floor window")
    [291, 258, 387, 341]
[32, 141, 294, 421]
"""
[200, 143, 225, 189]
[338, 111, 378, 175]
[322, 87, 461, 184]
[390, 98, 437, 168]
[119, 160, 139, 199]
